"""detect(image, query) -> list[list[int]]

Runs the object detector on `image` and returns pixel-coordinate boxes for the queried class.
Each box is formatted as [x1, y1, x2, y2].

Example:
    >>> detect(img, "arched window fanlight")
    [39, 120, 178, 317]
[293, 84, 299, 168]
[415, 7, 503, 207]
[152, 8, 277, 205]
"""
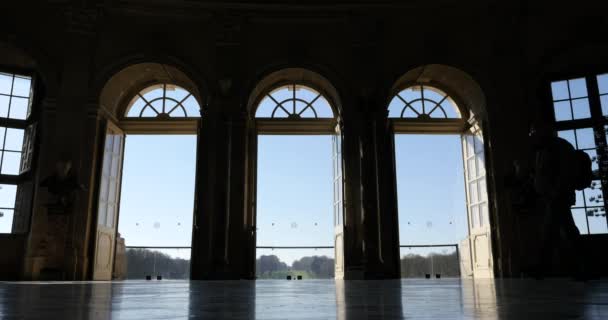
[125, 84, 200, 118]
[388, 85, 461, 119]
[255, 84, 334, 119]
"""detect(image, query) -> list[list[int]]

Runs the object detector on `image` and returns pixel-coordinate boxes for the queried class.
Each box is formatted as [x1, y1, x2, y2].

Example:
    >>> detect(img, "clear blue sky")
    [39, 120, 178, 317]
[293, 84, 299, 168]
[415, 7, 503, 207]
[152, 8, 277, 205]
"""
[256, 135, 334, 264]
[395, 134, 467, 257]
[118, 135, 196, 259]
[117, 133, 468, 263]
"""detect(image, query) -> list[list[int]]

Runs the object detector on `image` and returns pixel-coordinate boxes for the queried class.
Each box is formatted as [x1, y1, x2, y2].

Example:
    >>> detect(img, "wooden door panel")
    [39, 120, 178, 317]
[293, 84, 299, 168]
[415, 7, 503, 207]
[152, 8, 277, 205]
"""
[463, 123, 494, 279]
[93, 122, 124, 280]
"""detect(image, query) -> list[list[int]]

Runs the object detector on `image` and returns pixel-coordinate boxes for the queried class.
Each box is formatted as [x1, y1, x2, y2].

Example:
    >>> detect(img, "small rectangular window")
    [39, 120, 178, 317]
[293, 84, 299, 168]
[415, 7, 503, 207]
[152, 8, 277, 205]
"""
[551, 78, 591, 121]
[0, 127, 25, 176]
[0, 72, 33, 121]
[0, 70, 36, 235]
[559, 127, 603, 234]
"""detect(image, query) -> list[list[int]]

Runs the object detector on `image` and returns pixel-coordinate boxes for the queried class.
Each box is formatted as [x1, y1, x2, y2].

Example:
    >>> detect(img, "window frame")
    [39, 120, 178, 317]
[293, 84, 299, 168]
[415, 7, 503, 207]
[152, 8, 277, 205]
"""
[549, 73, 608, 234]
[119, 83, 202, 134]
[0, 68, 38, 235]
[388, 84, 468, 134]
[253, 82, 338, 135]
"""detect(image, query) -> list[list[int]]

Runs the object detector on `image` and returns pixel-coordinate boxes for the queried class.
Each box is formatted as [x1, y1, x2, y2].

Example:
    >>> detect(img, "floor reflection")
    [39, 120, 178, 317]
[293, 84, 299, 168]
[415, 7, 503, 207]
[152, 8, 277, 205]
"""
[0, 279, 605, 319]
[336, 280, 404, 319]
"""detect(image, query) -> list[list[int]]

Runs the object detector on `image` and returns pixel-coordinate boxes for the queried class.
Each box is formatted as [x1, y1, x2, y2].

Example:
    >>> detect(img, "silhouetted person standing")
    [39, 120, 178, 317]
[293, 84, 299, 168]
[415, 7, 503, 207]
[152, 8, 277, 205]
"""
[530, 122, 591, 279]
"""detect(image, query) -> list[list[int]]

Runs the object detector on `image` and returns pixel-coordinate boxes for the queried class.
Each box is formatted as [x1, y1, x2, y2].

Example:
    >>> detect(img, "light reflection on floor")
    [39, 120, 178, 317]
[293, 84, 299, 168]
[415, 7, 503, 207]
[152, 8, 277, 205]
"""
[0, 279, 606, 319]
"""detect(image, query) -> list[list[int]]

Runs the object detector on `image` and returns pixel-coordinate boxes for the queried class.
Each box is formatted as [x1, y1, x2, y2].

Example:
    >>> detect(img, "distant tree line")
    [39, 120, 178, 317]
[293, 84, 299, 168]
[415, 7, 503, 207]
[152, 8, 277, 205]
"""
[124, 250, 457, 279]
[125, 248, 190, 279]
[256, 255, 334, 279]
[400, 251, 460, 278]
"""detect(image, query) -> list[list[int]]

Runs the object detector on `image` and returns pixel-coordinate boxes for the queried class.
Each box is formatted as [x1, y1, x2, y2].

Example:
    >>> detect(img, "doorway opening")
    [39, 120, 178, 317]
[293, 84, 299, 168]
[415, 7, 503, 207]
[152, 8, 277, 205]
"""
[115, 134, 196, 280]
[251, 79, 344, 280]
[93, 77, 202, 281]
[395, 134, 467, 278]
[388, 83, 493, 279]
[256, 135, 335, 279]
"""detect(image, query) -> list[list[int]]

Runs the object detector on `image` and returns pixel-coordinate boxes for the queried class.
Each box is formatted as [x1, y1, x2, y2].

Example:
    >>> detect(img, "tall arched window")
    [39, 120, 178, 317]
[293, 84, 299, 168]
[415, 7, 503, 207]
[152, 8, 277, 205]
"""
[125, 84, 201, 119]
[94, 65, 204, 280]
[388, 85, 461, 119]
[388, 78, 493, 279]
[248, 72, 345, 279]
[255, 84, 334, 119]
[253, 82, 337, 134]
[387, 85, 467, 133]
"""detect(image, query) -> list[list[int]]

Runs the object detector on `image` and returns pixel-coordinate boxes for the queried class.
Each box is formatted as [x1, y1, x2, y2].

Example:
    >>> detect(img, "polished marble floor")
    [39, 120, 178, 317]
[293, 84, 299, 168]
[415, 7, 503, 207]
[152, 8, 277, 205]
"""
[0, 279, 606, 319]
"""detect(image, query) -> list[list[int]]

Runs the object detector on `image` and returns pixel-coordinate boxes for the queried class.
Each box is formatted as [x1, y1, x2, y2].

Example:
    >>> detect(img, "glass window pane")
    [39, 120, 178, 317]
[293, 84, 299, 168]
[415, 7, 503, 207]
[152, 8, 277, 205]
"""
[99, 175, 109, 201]
[11, 76, 31, 97]
[141, 86, 163, 102]
[269, 86, 291, 102]
[476, 156, 485, 177]
[126, 98, 145, 117]
[388, 86, 458, 119]
[141, 107, 157, 117]
[571, 98, 590, 119]
[182, 96, 200, 117]
[584, 149, 599, 172]
[466, 135, 475, 158]
[568, 78, 588, 99]
[473, 135, 484, 154]
[387, 97, 403, 118]
[0, 209, 14, 234]
[553, 101, 572, 121]
[106, 204, 115, 227]
[4, 128, 24, 152]
[164, 85, 189, 102]
[558, 130, 576, 147]
[467, 158, 476, 180]
[574, 190, 585, 207]
[470, 205, 479, 228]
[584, 180, 603, 206]
[97, 202, 107, 225]
[551, 81, 569, 101]
[601, 95, 608, 116]
[108, 179, 117, 203]
[588, 212, 607, 234]
[403, 107, 418, 118]
[112, 135, 122, 154]
[151, 100, 163, 114]
[575, 128, 595, 150]
[478, 179, 487, 201]
[314, 97, 334, 118]
[571, 209, 589, 235]
[480, 203, 489, 227]
[1, 151, 21, 175]
[0, 95, 9, 118]
[255, 96, 275, 118]
[441, 98, 461, 118]
[410, 101, 424, 115]
[469, 181, 478, 203]
[597, 74, 608, 95]
[0, 73, 13, 95]
[126, 84, 200, 118]
[9, 97, 29, 120]
[0, 184, 17, 208]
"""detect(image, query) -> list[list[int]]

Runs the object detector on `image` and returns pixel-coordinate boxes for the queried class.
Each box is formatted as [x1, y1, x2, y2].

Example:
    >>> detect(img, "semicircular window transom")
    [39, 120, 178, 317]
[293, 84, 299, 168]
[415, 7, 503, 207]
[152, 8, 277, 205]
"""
[388, 85, 461, 119]
[255, 84, 334, 119]
[125, 84, 201, 118]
